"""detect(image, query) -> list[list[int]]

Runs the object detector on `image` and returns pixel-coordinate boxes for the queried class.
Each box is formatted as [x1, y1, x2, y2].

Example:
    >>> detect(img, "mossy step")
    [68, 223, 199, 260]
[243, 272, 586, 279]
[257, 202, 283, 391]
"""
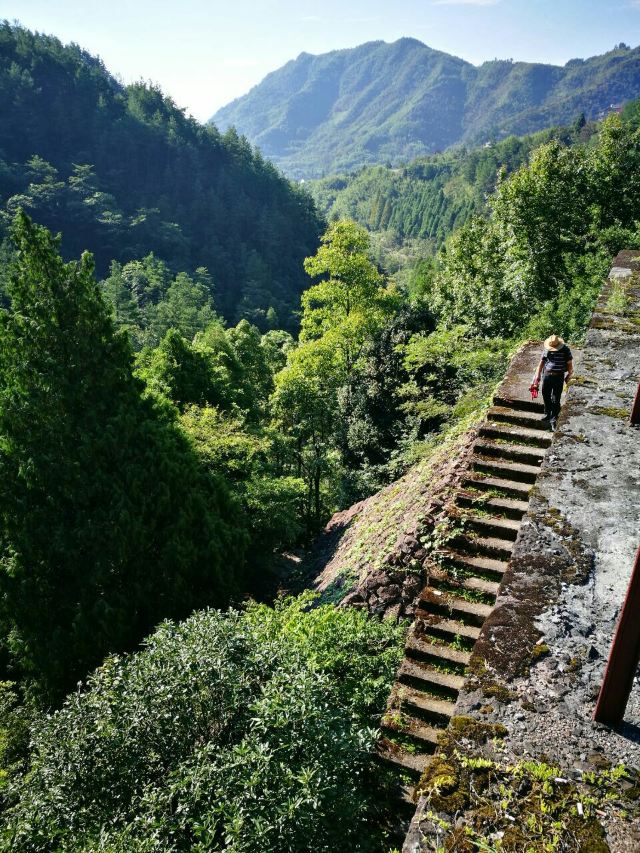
[397, 685, 457, 723]
[492, 393, 545, 414]
[439, 549, 509, 579]
[462, 473, 531, 499]
[456, 492, 529, 520]
[450, 532, 514, 559]
[427, 565, 501, 597]
[460, 512, 521, 542]
[418, 591, 493, 627]
[384, 709, 442, 748]
[472, 456, 540, 484]
[398, 659, 466, 693]
[487, 406, 550, 431]
[417, 613, 481, 642]
[479, 421, 552, 448]
[405, 633, 472, 667]
[376, 738, 431, 777]
[474, 439, 546, 467]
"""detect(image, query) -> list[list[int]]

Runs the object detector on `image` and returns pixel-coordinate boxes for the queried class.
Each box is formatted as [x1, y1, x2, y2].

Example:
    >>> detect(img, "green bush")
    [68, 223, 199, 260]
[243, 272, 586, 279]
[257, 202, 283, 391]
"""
[1, 595, 405, 853]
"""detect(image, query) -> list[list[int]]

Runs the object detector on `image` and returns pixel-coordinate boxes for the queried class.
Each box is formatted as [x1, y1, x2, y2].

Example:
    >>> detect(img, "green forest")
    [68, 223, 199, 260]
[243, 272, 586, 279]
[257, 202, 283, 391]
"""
[2, 20, 640, 853]
[0, 23, 323, 331]
[309, 119, 598, 258]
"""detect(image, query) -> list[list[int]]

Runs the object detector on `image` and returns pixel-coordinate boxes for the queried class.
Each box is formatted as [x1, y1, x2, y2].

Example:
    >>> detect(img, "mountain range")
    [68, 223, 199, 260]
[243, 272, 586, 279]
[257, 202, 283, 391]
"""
[211, 38, 640, 178]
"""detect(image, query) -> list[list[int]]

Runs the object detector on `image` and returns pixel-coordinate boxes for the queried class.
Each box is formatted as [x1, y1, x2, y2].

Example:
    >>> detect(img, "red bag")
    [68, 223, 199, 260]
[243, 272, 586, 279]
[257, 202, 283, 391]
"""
[529, 383, 539, 399]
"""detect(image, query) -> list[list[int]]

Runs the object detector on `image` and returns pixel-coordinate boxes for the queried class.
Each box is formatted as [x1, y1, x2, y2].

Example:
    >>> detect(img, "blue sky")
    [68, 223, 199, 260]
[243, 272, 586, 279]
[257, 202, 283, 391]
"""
[4, 0, 640, 121]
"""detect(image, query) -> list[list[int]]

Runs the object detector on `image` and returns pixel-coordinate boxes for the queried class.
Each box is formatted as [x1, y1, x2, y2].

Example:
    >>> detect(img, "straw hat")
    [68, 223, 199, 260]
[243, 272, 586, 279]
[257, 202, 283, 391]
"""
[544, 334, 565, 351]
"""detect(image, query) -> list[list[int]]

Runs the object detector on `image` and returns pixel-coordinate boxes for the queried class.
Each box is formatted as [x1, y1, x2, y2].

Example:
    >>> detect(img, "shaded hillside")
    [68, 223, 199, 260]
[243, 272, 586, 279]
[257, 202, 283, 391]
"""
[211, 38, 640, 177]
[0, 23, 323, 329]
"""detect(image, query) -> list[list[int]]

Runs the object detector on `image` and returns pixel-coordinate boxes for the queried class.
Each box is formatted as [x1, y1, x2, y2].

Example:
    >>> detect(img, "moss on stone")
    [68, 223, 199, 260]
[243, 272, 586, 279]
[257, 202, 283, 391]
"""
[570, 374, 597, 387]
[466, 657, 517, 704]
[538, 502, 593, 585]
[531, 641, 550, 660]
[567, 816, 610, 852]
[445, 714, 507, 744]
[589, 405, 629, 418]
[417, 757, 467, 813]
[416, 749, 636, 852]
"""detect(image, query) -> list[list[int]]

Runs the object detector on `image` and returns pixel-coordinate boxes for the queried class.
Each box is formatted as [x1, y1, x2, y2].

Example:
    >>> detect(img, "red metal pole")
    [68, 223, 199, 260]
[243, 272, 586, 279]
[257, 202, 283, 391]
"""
[593, 545, 640, 726]
[630, 383, 640, 425]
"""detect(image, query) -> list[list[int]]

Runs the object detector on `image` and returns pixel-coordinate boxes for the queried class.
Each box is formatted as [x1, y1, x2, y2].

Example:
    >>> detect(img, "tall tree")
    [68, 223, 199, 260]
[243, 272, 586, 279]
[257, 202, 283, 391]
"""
[0, 213, 242, 703]
[272, 221, 398, 523]
[301, 219, 398, 378]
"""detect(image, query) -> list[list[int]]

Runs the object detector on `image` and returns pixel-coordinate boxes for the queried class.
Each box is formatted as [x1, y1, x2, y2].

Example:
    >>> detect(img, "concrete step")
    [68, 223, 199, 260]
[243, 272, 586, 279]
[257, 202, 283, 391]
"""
[474, 439, 546, 467]
[456, 492, 530, 521]
[383, 710, 442, 749]
[462, 473, 532, 499]
[460, 512, 521, 542]
[405, 633, 472, 668]
[479, 421, 552, 448]
[398, 658, 466, 693]
[487, 406, 550, 431]
[493, 393, 545, 414]
[439, 549, 510, 580]
[417, 613, 482, 643]
[397, 685, 457, 723]
[419, 591, 493, 627]
[427, 565, 501, 597]
[377, 738, 431, 777]
[472, 456, 541, 484]
[450, 532, 514, 560]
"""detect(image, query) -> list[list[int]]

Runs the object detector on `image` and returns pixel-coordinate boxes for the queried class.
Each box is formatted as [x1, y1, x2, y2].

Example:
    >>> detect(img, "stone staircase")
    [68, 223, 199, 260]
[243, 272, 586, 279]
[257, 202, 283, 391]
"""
[377, 348, 553, 810]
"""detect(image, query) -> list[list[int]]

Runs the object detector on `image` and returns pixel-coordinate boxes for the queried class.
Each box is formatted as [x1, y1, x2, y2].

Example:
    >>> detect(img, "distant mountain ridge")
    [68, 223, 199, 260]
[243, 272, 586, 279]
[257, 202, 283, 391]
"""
[210, 38, 640, 178]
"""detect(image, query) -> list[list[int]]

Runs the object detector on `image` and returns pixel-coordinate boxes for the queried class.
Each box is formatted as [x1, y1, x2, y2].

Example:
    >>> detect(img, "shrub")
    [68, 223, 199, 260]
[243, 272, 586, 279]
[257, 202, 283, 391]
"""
[1, 595, 405, 853]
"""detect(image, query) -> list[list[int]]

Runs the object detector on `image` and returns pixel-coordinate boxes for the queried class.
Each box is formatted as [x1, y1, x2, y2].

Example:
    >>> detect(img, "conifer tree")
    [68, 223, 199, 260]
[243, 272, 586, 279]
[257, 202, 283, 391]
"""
[0, 213, 241, 703]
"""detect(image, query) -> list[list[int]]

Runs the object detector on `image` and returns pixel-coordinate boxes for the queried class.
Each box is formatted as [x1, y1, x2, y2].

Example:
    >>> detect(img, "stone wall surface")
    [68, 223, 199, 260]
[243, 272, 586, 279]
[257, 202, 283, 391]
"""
[405, 253, 640, 852]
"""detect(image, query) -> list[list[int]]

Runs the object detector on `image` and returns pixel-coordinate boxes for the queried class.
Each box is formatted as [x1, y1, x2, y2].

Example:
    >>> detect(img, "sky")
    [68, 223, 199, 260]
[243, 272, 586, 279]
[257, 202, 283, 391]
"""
[4, 0, 640, 122]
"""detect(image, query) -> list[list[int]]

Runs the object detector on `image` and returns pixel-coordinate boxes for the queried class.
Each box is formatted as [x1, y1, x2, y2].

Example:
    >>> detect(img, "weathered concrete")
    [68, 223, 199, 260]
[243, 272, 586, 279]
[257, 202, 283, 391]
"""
[405, 254, 640, 852]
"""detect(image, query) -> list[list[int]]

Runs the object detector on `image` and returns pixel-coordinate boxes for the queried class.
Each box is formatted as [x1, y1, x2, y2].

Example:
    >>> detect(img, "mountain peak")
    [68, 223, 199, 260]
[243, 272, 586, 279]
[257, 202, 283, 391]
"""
[211, 40, 640, 179]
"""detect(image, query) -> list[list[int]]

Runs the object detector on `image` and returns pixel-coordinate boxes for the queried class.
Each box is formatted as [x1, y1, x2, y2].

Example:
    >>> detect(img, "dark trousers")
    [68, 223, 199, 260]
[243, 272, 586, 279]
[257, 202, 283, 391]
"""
[542, 373, 564, 421]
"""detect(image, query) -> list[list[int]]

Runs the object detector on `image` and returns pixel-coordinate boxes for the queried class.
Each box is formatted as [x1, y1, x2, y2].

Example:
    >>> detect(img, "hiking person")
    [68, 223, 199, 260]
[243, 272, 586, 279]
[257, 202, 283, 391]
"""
[531, 335, 573, 430]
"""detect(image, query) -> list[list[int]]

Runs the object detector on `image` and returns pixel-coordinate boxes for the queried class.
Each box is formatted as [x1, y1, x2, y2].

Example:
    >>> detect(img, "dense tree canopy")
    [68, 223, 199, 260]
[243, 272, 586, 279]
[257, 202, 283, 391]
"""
[433, 116, 640, 338]
[0, 213, 243, 702]
[1, 597, 404, 853]
[0, 22, 324, 329]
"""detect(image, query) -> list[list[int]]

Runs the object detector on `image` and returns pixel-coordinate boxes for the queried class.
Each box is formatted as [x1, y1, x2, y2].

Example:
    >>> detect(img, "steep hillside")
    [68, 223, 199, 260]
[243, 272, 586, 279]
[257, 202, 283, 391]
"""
[0, 23, 323, 329]
[211, 38, 640, 177]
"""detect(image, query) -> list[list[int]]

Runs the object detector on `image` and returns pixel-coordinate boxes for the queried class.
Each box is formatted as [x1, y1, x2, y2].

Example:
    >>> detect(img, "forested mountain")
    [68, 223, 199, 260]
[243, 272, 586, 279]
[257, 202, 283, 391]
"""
[309, 122, 595, 254]
[0, 23, 323, 329]
[211, 38, 640, 177]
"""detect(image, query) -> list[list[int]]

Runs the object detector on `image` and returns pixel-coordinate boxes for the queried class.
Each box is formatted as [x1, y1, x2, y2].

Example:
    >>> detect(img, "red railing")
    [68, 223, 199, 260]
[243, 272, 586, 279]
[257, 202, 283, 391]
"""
[593, 545, 640, 726]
